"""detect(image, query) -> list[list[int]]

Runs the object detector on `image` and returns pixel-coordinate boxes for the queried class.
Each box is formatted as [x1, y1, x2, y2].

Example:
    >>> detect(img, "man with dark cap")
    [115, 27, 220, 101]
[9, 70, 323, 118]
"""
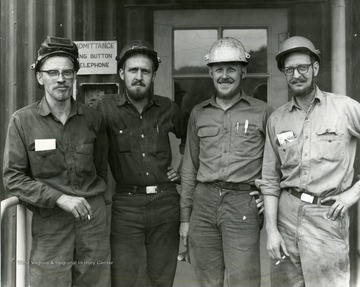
[96, 40, 187, 287]
[257, 36, 360, 287]
[3, 36, 110, 287]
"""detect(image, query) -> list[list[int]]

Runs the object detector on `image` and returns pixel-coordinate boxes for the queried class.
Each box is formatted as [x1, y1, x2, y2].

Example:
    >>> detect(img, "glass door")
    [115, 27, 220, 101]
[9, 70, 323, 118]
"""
[154, 9, 288, 110]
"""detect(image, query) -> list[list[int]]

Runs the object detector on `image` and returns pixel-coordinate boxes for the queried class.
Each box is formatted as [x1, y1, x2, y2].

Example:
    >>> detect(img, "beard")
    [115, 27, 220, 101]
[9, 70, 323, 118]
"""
[126, 81, 151, 102]
[288, 77, 315, 98]
[215, 80, 241, 100]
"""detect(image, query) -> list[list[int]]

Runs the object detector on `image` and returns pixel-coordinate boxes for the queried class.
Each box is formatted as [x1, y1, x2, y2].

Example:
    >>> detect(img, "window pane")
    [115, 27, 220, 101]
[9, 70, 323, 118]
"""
[242, 78, 268, 102]
[174, 78, 214, 115]
[223, 29, 267, 73]
[174, 30, 217, 74]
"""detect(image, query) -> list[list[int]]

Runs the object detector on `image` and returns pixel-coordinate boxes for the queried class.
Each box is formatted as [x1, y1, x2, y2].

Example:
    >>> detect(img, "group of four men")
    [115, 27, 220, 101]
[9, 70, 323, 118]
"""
[3, 34, 360, 287]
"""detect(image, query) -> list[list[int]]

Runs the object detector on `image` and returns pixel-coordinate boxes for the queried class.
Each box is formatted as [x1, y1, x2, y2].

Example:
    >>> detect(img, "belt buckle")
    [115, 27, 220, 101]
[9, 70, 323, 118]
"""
[146, 186, 157, 194]
[300, 193, 314, 203]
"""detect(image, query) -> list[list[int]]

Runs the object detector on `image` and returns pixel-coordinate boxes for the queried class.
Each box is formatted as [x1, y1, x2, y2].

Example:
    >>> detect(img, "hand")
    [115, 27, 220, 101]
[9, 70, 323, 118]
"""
[56, 194, 92, 223]
[267, 229, 289, 262]
[177, 248, 191, 264]
[167, 166, 181, 184]
[179, 222, 189, 247]
[321, 186, 360, 220]
[250, 190, 264, 215]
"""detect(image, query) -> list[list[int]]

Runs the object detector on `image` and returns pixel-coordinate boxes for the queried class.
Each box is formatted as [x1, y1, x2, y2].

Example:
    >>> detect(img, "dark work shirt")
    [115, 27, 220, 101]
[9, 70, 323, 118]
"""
[96, 93, 187, 187]
[3, 97, 108, 211]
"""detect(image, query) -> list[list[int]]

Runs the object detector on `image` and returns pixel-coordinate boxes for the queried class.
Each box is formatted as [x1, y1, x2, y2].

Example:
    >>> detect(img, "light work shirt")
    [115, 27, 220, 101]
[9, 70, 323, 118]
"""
[3, 97, 108, 214]
[181, 92, 272, 221]
[256, 86, 360, 198]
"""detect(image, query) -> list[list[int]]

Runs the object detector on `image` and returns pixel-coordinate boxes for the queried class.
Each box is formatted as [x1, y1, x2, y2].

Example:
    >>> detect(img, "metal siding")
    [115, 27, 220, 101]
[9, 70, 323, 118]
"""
[0, 1, 358, 286]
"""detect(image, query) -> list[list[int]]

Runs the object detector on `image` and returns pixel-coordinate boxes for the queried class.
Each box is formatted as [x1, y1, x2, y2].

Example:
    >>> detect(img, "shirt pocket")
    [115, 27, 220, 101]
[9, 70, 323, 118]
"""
[315, 128, 344, 162]
[115, 128, 131, 153]
[234, 123, 262, 151]
[197, 126, 220, 150]
[150, 125, 170, 153]
[277, 139, 300, 168]
[75, 143, 94, 173]
[28, 143, 62, 178]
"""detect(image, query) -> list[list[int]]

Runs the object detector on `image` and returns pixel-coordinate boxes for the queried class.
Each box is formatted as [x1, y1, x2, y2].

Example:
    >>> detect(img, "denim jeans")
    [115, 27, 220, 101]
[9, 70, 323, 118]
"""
[30, 195, 111, 287]
[111, 187, 180, 287]
[188, 183, 261, 287]
[271, 191, 350, 287]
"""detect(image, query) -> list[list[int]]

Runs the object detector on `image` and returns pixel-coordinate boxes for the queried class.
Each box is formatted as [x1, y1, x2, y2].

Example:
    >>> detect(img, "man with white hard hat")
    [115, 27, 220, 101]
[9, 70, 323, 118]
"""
[180, 37, 272, 287]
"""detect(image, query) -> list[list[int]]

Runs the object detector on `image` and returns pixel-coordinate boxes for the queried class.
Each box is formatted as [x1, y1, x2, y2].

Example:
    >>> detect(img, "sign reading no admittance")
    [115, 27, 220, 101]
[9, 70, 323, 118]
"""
[74, 41, 117, 75]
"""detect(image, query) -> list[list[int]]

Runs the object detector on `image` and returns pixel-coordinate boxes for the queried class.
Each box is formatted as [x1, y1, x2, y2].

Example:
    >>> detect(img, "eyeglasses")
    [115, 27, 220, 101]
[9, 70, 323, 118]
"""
[39, 69, 75, 79]
[282, 63, 313, 76]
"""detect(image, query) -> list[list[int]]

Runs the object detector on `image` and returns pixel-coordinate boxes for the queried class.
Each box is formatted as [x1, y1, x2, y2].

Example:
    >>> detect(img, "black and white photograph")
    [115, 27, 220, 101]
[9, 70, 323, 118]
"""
[1, 0, 360, 286]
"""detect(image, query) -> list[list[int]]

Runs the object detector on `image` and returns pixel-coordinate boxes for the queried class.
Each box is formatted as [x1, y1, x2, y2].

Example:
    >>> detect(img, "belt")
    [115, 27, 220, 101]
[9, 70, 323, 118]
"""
[209, 181, 254, 191]
[287, 189, 335, 206]
[116, 182, 175, 195]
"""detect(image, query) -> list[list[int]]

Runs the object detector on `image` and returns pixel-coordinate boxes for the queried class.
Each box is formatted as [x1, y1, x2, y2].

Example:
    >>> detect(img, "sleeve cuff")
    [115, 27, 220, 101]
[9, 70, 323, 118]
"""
[180, 207, 192, 222]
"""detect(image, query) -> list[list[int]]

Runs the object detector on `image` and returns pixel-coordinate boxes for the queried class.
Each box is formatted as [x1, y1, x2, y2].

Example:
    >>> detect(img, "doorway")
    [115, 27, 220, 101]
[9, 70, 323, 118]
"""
[154, 8, 288, 287]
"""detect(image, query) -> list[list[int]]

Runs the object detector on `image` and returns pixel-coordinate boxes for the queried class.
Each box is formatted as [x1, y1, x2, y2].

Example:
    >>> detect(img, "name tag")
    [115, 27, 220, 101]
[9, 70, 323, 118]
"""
[35, 139, 56, 151]
[276, 131, 296, 146]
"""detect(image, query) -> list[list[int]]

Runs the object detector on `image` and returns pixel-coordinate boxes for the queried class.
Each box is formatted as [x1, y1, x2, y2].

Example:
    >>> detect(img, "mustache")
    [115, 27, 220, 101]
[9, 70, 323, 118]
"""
[132, 80, 146, 87]
[289, 78, 306, 84]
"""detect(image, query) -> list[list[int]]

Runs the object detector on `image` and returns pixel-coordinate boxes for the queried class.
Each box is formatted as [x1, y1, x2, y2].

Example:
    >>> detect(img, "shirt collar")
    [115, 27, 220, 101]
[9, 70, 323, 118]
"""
[38, 96, 83, 117]
[288, 85, 322, 111]
[117, 92, 160, 108]
[200, 90, 252, 108]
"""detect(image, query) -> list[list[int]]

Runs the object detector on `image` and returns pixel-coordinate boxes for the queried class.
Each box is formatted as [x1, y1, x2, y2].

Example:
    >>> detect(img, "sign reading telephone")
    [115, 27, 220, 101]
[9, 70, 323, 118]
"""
[75, 41, 117, 75]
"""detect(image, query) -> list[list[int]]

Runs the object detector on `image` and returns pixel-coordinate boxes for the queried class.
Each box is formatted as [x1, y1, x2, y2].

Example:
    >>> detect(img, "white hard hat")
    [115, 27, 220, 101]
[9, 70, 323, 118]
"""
[204, 37, 250, 66]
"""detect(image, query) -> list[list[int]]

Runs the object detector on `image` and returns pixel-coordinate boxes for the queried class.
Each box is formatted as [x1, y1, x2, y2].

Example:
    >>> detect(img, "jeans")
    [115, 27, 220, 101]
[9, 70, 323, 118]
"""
[111, 187, 180, 287]
[188, 183, 261, 287]
[30, 194, 111, 287]
[271, 191, 350, 287]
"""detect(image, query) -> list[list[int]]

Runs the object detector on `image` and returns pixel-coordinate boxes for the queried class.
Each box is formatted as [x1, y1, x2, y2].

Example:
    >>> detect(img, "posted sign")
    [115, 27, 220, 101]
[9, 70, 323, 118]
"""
[75, 41, 117, 75]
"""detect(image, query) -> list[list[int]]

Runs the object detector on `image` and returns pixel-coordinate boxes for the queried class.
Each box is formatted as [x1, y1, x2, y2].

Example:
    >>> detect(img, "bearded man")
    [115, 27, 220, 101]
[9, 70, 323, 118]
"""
[96, 40, 187, 287]
[256, 36, 360, 287]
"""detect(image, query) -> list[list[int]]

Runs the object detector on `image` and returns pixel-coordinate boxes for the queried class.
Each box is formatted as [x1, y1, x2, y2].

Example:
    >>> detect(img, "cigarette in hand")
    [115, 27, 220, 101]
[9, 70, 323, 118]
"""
[275, 255, 286, 265]
[87, 215, 91, 220]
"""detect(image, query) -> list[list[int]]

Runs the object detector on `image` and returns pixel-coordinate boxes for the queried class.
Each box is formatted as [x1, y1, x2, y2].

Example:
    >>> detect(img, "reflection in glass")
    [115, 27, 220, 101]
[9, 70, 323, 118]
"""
[174, 78, 214, 116]
[223, 29, 267, 73]
[174, 30, 217, 74]
[245, 79, 268, 102]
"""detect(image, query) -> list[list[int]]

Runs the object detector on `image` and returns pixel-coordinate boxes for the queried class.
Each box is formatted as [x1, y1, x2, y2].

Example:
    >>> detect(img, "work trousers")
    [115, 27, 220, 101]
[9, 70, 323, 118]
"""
[111, 187, 180, 287]
[30, 194, 111, 287]
[188, 182, 261, 287]
[271, 191, 350, 287]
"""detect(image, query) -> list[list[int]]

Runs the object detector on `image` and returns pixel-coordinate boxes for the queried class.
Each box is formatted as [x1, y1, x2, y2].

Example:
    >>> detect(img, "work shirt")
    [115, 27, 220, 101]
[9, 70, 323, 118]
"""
[3, 96, 108, 214]
[181, 92, 271, 221]
[256, 86, 360, 198]
[96, 93, 187, 187]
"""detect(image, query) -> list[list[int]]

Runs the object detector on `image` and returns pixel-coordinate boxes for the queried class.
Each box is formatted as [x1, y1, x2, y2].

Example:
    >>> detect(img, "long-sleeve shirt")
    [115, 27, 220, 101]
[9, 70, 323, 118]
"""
[3, 97, 108, 215]
[256, 86, 360, 198]
[96, 93, 187, 187]
[181, 92, 272, 221]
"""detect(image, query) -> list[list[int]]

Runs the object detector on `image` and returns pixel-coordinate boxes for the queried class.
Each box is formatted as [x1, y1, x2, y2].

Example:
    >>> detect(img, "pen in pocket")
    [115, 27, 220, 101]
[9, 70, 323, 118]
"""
[244, 120, 249, 134]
